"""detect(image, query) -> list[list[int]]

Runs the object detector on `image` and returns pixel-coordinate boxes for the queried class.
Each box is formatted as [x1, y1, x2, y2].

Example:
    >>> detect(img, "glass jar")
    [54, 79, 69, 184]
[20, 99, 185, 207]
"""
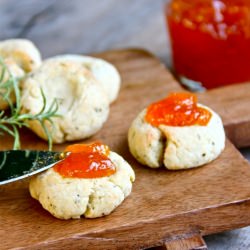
[166, 0, 250, 90]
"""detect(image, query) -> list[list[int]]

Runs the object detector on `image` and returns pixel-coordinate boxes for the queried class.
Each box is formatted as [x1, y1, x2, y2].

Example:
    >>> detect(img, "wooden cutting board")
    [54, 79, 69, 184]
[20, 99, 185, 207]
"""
[1, 49, 250, 250]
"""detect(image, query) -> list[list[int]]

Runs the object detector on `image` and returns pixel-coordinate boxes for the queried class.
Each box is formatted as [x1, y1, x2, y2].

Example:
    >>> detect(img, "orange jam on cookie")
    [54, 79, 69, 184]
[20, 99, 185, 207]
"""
[145, 92, 212, 127]
[54, 142, 116, 178]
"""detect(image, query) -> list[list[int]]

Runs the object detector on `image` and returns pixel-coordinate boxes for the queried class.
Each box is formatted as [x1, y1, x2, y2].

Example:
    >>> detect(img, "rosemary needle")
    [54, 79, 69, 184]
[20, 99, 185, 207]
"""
[0, 57, 60, 150]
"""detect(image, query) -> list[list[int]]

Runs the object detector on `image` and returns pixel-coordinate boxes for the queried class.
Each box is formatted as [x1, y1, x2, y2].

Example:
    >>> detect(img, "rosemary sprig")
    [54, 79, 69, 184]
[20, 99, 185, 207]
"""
[0, 57, 60, 150]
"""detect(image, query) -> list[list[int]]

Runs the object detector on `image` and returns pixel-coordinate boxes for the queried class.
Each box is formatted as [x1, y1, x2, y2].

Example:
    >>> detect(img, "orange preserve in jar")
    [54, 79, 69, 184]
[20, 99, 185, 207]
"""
[166, 0, 250, 89]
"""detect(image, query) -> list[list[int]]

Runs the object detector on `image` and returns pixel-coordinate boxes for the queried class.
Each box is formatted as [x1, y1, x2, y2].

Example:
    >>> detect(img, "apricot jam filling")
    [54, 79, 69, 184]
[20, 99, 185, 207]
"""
[53, 142, 116, 178]
[145, 92, 212, 127]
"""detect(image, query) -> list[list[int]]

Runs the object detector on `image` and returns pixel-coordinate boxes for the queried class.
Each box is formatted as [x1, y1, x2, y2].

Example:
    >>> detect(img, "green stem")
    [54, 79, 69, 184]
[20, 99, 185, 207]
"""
[0, 57, 60, 150]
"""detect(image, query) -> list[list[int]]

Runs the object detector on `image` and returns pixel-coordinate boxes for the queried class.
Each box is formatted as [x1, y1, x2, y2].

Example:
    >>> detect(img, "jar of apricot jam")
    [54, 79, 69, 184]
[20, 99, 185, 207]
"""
[166, 0, 250, 89]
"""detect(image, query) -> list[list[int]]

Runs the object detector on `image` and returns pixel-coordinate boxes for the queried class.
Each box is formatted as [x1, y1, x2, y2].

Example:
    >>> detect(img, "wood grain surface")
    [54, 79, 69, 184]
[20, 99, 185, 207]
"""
[1, 49, 250, 249]
[1, 0, 250, 248]
[198, 85, 250, 148]
[164, 234, 208, 250]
